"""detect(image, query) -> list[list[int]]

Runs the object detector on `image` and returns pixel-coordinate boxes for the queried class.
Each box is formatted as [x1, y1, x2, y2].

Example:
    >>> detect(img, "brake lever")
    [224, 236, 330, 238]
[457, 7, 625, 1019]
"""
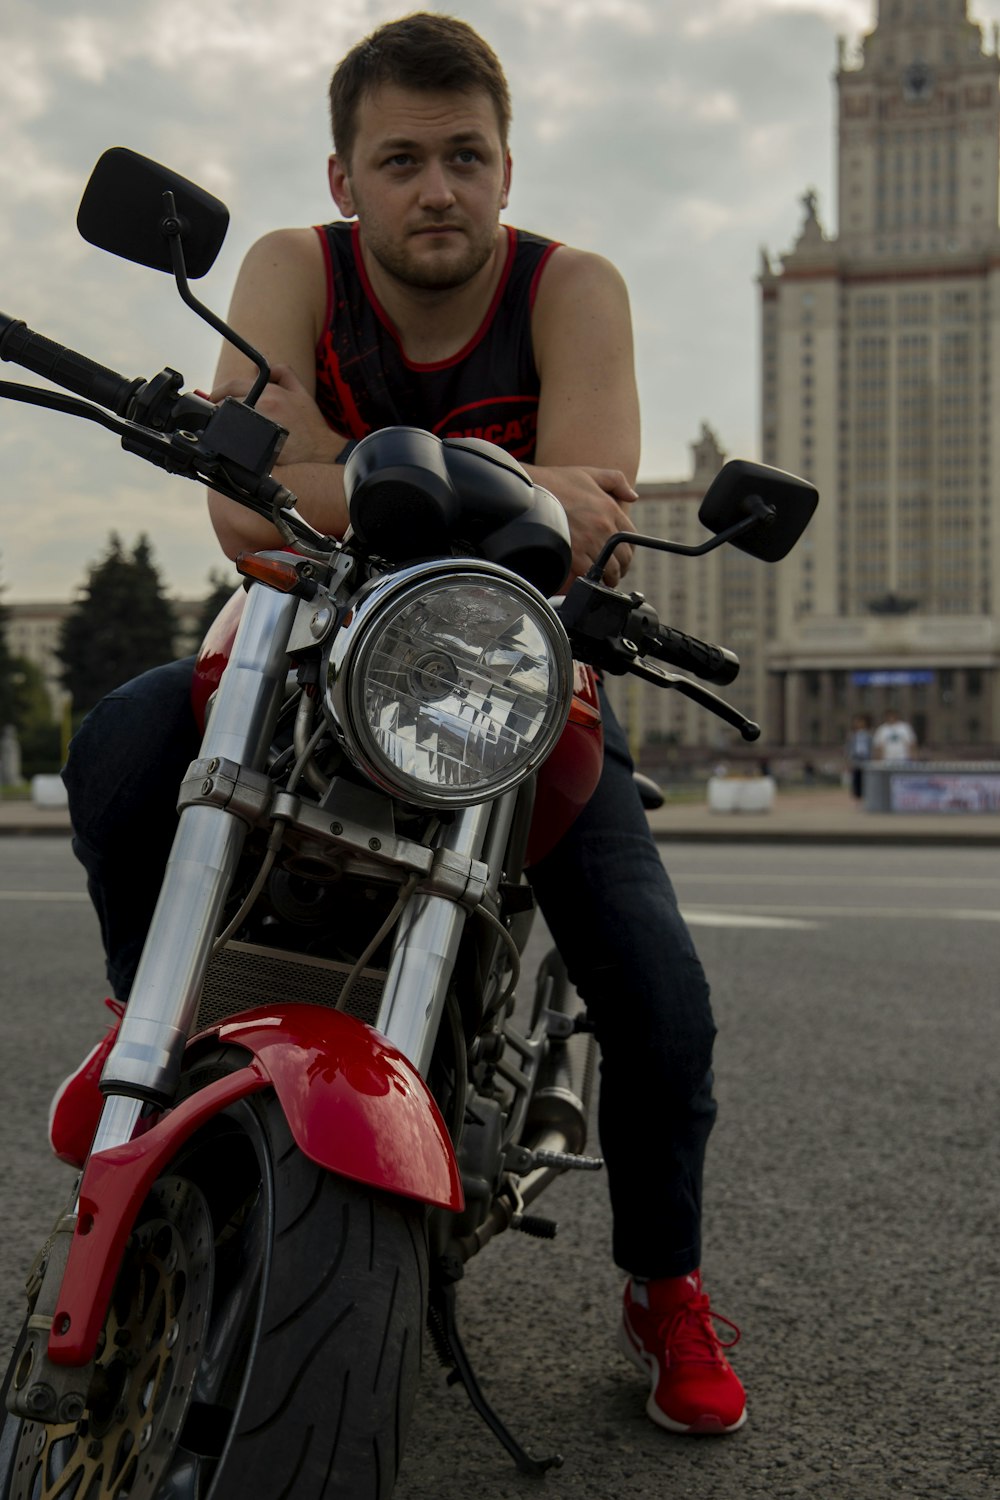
[628, 658, 761, 742]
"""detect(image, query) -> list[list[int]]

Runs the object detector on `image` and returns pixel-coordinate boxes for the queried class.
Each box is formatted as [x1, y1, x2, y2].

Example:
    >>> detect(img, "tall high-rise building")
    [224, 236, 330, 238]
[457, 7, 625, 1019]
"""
[761, 0, 1000, 750]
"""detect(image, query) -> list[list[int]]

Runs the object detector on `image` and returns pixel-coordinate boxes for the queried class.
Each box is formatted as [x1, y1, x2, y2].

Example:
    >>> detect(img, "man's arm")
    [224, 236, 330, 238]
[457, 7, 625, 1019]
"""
[525, 247, 641, 588]
[206, 228, 351, 558]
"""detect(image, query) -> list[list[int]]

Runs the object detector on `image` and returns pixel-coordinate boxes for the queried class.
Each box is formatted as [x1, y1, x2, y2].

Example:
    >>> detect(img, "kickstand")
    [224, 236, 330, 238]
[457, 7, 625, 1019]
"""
[428, 1280, 563, 1476]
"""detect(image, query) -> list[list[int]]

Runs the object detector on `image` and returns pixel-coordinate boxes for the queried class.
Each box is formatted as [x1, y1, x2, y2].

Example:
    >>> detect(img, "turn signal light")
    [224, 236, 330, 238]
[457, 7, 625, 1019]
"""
[236, 551, 313, 595]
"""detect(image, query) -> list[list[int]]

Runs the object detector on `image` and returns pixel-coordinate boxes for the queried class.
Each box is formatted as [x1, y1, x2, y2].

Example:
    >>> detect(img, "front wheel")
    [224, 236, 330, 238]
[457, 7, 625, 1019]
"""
[0, 1078, 428, 1500]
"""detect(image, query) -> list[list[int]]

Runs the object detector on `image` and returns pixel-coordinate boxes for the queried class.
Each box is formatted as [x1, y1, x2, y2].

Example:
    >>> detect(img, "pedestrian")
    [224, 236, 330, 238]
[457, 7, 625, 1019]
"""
[845, 713, 873, 799]
[872, 708, 917, 762]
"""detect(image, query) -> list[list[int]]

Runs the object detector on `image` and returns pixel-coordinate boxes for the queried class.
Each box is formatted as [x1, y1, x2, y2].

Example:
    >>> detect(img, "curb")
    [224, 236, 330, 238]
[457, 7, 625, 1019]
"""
[0, 822, 72, 837]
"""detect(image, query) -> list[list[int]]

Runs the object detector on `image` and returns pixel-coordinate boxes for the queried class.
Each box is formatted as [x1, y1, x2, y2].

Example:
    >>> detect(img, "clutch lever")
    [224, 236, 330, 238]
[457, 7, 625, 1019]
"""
[628, 657, 761, 742]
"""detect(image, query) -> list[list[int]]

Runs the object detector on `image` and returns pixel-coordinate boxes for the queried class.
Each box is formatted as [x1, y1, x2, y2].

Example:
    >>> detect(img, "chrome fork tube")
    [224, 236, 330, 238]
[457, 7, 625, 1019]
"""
[95, 586, 300, 1143]
[376, 790, 518, 1077]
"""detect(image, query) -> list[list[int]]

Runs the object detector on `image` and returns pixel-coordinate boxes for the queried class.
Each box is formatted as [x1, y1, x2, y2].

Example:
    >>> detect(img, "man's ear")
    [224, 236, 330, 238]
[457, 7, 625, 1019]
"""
[500, 149, 512, 211]
[328, 154, 356, 217]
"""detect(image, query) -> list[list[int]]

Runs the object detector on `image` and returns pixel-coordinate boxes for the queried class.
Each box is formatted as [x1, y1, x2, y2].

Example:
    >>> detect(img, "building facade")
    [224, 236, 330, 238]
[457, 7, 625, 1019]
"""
[761, 0, 1000, 751]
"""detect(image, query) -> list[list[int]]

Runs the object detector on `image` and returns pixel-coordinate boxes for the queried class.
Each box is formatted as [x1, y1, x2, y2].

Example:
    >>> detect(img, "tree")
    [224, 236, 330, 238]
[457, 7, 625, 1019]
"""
[1, 563, 60, 777]
[57, 534, 179, 716]
[10, 657, 61, 777]
[0, 584, 17, 730]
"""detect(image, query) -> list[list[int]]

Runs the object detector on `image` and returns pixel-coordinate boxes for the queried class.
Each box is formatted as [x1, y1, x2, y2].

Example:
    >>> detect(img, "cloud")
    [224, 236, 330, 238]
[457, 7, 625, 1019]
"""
[511, 0, 657, 33]
[3, 0, 1000, 601]
[681, 0, 871, 35]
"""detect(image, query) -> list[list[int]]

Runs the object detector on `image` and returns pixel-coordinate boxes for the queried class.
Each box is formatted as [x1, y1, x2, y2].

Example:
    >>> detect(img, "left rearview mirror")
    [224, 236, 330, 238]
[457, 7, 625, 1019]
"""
[77, 147, 229, 280]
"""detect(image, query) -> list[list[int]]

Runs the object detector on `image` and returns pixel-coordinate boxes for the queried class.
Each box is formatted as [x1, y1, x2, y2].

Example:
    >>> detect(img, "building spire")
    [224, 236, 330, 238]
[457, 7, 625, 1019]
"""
[835, 0, 999, 255]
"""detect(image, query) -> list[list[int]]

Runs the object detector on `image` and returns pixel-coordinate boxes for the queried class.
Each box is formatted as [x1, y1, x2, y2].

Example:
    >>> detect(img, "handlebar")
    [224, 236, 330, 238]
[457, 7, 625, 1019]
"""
[0, 308, 755, 733]
[644, 625, 740, 688]
[0, 314, 143, 417]
[0, 310, 339, 557]
[557, 575, 759, 740]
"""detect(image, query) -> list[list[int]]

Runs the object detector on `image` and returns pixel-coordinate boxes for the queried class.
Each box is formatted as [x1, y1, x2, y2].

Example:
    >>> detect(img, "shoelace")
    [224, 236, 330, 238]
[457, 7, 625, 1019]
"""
[81, 999, 125, 1081]
[658, 1294, 741, 1368]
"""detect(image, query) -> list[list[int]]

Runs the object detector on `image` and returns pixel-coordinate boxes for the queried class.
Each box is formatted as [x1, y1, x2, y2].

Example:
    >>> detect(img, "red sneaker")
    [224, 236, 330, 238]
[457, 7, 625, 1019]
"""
[48, 998, 124, 1167]
[619, 1270, 746, 1434]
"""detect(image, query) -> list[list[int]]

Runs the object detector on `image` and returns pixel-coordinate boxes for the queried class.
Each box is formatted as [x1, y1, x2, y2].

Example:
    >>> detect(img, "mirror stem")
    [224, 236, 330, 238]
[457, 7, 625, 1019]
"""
[160, 190, 270, 406]
[585, 511, 768, 582]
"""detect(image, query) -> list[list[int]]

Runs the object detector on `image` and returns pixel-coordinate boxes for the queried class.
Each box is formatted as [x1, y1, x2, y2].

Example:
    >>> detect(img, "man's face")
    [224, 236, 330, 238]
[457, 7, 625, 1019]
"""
[328, 84, 512, 292]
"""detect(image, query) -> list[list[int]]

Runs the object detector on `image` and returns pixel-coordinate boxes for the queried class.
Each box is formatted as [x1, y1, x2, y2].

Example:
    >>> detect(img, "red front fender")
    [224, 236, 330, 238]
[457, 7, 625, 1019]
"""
[49, 1004, 462, 1367]
[205, 1004, 463, 1211]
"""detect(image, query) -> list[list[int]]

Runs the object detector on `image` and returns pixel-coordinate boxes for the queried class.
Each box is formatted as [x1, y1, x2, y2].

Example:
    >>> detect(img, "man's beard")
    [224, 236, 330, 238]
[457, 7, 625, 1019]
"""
[363, 219, 499, 292]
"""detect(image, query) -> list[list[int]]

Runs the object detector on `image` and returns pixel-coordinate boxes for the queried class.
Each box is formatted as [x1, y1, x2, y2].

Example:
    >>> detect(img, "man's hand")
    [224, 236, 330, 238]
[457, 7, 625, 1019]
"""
[206, 362, 352, 555]
[209, 363, 347, 468]
[527, 463, 638, 589]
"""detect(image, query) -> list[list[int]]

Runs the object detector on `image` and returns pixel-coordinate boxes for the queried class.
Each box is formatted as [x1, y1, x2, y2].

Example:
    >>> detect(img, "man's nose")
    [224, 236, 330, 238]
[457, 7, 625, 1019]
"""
[419, 163, 456, 211]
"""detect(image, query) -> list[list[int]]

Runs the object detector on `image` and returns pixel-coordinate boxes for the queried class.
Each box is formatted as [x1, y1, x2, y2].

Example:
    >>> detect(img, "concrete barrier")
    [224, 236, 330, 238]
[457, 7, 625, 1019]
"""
[707, 776, 776, 813]
[31, 774, 69, 809]
[863, 762, 1000, 814]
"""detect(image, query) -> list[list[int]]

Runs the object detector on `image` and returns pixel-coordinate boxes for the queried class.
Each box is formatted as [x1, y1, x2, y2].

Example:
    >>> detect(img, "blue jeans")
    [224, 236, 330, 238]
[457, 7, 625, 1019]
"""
[527, 690, 717, 1277]
[62, 658, 202, 1005]
[63, 661, 717, 1278]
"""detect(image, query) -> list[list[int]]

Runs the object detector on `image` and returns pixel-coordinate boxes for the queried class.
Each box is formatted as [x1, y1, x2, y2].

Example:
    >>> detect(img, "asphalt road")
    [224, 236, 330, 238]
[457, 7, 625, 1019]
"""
[1, 837, 998, 1499]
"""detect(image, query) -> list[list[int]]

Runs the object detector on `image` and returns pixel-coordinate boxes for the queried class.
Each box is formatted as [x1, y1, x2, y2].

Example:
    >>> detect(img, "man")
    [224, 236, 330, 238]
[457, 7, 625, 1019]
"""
[873, 708, 917, 762]
[57, 13, 745, 1436]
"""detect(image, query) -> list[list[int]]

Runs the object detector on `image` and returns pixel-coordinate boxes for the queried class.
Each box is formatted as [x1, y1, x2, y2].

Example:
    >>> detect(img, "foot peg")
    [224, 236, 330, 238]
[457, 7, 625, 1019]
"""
[532, 1147, 603, 1172]
[504, 1142, 604, 1175]
[511, 1213, 557, 1239]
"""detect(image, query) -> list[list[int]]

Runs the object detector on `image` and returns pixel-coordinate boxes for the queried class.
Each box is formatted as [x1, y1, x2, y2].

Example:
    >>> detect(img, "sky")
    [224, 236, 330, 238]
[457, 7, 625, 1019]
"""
[3, 0, 1000, 603]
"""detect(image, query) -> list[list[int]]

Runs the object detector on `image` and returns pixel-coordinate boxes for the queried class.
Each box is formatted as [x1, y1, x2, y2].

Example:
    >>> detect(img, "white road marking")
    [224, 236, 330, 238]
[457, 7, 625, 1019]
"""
[676, 872, 1000, 891]
[682, 902, 1000, 924]
[1, 892, 996, 925]
[0, 890, 88, 902]
[683, 911, 821, 930]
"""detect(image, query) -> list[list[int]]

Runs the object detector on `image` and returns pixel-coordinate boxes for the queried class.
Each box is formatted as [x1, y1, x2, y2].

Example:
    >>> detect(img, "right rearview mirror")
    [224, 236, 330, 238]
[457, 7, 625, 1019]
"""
[698, 459, 818, 563]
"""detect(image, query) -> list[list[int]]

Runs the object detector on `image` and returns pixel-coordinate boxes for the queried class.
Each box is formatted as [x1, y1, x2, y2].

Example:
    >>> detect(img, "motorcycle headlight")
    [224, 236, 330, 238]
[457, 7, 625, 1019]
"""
[324, 561, 573, 807]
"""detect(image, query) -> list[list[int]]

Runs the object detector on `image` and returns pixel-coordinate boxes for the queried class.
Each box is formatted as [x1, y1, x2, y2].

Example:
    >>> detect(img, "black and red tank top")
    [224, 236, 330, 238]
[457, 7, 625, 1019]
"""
[313, 221, 559, 463]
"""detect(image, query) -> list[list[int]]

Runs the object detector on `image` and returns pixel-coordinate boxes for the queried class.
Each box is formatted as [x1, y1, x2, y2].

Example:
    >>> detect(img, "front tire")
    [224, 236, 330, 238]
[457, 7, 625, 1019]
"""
[1, 1078, 428, 1500]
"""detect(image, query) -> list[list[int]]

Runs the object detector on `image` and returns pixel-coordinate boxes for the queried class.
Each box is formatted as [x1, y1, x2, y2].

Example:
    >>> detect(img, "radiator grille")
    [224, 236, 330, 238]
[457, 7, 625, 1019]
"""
[195, 940, 386, 1030]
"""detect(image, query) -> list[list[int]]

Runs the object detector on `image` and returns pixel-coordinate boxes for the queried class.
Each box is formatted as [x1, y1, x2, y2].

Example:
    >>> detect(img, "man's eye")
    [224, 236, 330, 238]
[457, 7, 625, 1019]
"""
[455, 149, 480, 165]
[385, 154, 414, 168]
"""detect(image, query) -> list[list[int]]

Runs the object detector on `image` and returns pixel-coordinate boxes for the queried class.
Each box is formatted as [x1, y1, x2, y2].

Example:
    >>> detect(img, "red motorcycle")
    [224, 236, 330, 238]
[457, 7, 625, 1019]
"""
[0, 149, 816, 1499]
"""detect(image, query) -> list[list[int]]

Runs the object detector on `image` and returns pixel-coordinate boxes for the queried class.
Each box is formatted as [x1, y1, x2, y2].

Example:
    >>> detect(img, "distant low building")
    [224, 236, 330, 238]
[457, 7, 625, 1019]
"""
[4, 598, 210, 718]
[601, 424, 773, 757]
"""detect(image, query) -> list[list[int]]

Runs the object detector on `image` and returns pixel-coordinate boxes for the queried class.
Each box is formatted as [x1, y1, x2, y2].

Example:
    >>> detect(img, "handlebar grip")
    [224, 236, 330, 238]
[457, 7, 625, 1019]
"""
[0, 315, 143, 417]
[647, 626, 740, 686]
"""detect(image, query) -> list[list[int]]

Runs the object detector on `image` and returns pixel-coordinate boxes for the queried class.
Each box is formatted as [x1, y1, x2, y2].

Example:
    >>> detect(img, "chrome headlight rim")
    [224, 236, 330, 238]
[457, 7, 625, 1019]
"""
[324, 559, 573, 808]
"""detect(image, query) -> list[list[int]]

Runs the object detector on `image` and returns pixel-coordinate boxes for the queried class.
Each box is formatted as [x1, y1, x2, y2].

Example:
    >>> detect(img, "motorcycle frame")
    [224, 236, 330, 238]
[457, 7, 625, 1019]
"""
[42, 571, 557, 1372]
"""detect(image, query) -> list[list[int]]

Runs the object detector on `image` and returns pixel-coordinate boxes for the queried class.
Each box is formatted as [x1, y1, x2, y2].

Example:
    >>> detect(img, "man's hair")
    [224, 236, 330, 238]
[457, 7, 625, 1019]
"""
[329, 13, 512, 163]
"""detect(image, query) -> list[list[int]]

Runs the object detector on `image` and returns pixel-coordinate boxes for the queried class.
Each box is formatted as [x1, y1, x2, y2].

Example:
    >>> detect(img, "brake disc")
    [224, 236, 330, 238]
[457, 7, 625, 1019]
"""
[11, 1175, 214, 1500]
